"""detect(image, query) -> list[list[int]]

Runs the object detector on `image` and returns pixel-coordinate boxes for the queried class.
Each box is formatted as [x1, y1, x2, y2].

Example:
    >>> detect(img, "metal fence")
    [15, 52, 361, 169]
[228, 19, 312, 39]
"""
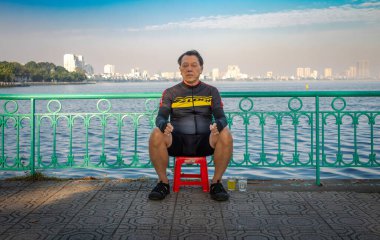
[1, 91, 379, 184]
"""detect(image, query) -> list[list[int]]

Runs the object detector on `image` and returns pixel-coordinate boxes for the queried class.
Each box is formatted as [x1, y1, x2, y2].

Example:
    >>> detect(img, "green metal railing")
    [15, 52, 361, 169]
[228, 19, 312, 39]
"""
[1, 91, 379, 184]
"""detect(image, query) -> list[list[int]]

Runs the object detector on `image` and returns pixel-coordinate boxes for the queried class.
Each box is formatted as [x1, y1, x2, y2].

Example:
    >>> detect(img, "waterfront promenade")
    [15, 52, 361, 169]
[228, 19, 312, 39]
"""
[0, 178, 379, 239]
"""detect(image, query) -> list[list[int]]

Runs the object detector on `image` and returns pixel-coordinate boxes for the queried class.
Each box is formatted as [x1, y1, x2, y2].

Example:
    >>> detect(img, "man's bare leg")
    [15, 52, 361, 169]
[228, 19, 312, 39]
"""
[149, 128, 172, 184]
[209, 127, 233, 183]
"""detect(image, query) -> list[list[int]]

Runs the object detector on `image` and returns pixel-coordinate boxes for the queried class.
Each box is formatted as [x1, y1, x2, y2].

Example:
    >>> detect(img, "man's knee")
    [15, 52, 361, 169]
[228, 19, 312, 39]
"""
[149, 128, 171, 148]
[150, 128, 164, 146]
[219, 128, 233, 147]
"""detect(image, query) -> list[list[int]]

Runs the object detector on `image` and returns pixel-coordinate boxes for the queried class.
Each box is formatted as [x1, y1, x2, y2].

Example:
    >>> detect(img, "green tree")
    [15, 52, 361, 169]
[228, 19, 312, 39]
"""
[0, 61, 88, 82]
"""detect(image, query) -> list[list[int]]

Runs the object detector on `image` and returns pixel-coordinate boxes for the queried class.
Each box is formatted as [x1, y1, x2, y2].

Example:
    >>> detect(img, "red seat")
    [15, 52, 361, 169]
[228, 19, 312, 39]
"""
[173, 156, 209, 192]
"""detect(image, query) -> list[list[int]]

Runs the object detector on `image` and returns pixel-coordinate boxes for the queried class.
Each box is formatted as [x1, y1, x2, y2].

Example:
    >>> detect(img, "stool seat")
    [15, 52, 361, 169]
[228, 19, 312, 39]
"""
[173, 156, 209, 192]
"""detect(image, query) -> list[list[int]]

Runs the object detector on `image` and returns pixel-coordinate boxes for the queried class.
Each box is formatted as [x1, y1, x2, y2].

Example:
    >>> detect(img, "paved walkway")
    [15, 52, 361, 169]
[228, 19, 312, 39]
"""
[0, 179, 379, 240]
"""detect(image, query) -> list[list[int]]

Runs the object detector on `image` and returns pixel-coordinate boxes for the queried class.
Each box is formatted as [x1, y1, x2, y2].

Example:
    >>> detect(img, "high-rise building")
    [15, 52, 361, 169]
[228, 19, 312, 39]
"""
[223, 65, 241, 79]
[324, 68, 332, 79]
[311, 70, 318, 79]
[346, 66, 357, 78]
[296, 68, 304, 79]
[142, 70, 149, 80]
[161, 72, 175, 79]
[130, 68, 141, 78]
[175, 72, 182, 79]
[357, 60, 370, 79]
[83, 64, 94, 75]
[104, 64, 115, 75]
[266, 71, 273, 79]
[211, 68, 219, 81]
[63, 54, 85, 72]
[304, 67, 311, 78]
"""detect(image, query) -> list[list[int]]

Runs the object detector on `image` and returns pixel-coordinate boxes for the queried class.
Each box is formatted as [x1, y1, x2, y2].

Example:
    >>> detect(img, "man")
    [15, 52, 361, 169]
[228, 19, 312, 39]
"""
[148, 50, 233, 201]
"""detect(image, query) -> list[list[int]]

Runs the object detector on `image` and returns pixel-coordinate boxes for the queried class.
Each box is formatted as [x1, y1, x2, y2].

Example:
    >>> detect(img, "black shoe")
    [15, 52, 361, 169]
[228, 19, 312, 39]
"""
[148, 181, 170, 200]
[210, 180, 229, 201]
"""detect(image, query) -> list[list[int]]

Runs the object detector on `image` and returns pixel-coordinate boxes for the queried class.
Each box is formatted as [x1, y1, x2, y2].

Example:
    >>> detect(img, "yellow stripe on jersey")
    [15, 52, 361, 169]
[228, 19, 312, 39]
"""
[172, 96, 212, 108]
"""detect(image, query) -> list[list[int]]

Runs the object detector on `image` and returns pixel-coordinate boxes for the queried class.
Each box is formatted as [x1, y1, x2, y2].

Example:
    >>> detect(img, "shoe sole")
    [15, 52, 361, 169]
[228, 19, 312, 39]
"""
[211, 195, 229, 201]
[148, 193, 168, 200]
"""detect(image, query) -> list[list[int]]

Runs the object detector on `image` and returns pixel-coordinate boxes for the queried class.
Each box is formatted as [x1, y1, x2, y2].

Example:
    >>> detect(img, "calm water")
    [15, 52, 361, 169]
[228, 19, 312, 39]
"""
[1, 80, 380, 180]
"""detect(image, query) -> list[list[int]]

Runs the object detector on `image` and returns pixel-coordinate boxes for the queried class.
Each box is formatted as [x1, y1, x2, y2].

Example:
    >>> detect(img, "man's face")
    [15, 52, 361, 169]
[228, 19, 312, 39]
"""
[179, 55, 203, 85]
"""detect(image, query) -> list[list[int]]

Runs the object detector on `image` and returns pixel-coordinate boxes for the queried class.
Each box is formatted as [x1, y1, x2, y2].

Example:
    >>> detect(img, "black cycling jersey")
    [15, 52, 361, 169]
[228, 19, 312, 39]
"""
[156, 81, 228, 135]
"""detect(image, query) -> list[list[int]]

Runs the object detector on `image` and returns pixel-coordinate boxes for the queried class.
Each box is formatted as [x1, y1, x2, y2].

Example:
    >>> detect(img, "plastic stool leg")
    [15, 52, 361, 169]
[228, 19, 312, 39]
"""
[173, 158, 183, 192]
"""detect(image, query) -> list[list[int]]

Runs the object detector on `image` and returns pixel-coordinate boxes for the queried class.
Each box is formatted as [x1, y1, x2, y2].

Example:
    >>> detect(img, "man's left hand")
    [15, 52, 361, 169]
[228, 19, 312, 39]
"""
[210, 123, 219, 136]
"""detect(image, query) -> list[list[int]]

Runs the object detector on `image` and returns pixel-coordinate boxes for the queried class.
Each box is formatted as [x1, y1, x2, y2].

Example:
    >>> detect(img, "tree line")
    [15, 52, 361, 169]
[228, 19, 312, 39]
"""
[0, 61, 87, 82]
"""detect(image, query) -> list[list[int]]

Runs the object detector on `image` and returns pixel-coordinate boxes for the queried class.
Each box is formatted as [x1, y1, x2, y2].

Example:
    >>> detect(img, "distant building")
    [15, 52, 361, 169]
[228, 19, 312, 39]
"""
[311, 70, 318, 79]
[175, 72, 182, 79]
[346, 66, 357, 78]
[266, 71, 273, 79]
[324, 68, 332, 79]
[130, 68, 141, 78]
[225, 65, 240, 79]
[211, 68, 219, 81]
[304, 67, 311, 78]
[161, 72, 175, 79]
[142, 70, 149, 80]
[63, 54, 85, 72]
[296, 67, 315, 79]
[83, 64, 94, 75]
[357, 60, 370, 79]
[296, 68, 304, 79]
[104, 64, 115, 75]
[223, 65, 245, 80]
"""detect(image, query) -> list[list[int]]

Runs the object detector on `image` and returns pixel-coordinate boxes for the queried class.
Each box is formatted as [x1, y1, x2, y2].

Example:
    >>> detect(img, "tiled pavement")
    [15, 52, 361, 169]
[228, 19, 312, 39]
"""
[0, 179, 379, 240]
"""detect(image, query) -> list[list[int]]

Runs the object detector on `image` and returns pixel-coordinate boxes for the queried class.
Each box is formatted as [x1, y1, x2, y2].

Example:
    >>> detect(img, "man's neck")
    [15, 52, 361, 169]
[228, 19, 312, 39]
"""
[183, 80, 200, 87]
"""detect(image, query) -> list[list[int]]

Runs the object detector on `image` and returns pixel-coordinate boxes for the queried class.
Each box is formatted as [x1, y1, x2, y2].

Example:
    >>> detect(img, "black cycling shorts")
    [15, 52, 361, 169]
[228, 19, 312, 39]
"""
[168, 133, 214, 157]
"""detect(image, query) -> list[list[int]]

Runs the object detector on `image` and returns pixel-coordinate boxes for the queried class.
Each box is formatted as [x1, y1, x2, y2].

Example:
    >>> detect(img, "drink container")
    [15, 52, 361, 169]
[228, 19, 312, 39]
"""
[227, 178, 236, 191]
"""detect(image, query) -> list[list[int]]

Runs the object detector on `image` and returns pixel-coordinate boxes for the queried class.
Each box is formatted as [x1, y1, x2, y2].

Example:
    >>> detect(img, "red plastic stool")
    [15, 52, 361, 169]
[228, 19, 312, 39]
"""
[173, 156, 209, 192]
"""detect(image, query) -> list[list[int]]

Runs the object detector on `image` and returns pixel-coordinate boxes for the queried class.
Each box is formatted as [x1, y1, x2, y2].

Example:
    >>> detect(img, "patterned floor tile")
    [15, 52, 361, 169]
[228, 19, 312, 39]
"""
[170, 226, 227, 240]
[338, 231, 380, 240]
[119, 209, 173, 230]
[318, 212, 378, 235]
[227, 230, 284, 240]
[101, 180, 143, 191]
[53, 228, 113, 240]
[0, 228, 56, 240]
[113, 228, 171, 240]
[279, 227, 340, 240]
[13, 213, 71, 234]
[263, 200, 318, 215]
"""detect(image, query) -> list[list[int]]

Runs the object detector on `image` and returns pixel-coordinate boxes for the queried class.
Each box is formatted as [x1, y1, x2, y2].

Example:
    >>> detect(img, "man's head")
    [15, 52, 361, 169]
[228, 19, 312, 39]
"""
[177, 50, 204, 67]
[178, 50, 203, 86]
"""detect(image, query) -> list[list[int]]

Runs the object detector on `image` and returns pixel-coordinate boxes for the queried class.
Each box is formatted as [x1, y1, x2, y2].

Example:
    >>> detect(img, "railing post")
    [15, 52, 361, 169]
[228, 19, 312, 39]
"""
[315, 96, 321, 186]
[30, 98, 36, 175]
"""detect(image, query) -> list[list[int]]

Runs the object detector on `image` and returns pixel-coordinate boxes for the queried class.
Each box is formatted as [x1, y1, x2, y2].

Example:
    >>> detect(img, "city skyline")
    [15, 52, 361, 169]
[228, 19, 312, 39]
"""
[0, 0, 379, 77]
[75, 56, 371, 80]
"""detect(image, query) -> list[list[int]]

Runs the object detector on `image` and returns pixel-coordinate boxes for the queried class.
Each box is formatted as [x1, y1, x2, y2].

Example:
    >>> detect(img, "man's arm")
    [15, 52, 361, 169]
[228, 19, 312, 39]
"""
[213, 107, 227, 132]
[156, 90, 172, 133]
[211, 88, 228, 132]
[155, 107, 170, 132]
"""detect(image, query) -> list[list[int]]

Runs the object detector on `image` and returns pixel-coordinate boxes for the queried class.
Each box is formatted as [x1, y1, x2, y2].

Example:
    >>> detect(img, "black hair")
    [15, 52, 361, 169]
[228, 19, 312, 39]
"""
[177, 50, 204, 67]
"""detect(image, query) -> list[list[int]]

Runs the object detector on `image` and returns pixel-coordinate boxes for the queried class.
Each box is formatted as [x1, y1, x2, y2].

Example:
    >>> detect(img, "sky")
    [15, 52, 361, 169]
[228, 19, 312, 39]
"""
[0, 0, 379, 77]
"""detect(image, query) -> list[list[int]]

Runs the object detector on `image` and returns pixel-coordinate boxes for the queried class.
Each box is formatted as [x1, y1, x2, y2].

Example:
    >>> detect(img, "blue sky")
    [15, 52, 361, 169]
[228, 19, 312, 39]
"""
[0, 0, 379, 76]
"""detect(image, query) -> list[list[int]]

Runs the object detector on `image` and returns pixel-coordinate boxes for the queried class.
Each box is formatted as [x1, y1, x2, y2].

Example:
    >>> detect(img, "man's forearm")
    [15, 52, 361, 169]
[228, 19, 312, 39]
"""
[213, 107, 227, 132]
[155, 107, 170, 132]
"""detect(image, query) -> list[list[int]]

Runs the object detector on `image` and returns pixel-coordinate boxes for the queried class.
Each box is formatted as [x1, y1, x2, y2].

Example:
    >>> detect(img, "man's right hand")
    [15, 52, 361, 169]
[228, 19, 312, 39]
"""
[164, 123, 174, 135]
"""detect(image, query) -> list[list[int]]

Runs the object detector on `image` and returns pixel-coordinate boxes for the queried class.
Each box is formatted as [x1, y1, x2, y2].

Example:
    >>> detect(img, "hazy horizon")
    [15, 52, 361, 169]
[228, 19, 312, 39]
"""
[0, 0, 379, 77]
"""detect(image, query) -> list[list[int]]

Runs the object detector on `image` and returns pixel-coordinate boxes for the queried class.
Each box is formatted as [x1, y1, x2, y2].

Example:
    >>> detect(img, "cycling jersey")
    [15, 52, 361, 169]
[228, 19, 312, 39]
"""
[156, 81, 227, 135]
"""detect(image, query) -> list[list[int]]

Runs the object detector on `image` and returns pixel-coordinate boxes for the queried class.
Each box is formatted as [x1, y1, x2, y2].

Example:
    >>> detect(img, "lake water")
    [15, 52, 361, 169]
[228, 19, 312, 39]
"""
[1, 80, 380, 180]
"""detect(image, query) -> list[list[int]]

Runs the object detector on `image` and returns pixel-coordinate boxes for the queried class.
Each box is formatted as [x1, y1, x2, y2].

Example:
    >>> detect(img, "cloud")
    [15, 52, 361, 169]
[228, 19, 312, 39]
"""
[359, 1, 380, 7]
[129, 3, 380, 31]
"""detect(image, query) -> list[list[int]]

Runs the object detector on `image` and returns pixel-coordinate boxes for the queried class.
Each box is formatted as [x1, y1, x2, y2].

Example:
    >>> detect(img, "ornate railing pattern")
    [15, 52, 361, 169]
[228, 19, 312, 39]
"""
[1, 91, 379, 184]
